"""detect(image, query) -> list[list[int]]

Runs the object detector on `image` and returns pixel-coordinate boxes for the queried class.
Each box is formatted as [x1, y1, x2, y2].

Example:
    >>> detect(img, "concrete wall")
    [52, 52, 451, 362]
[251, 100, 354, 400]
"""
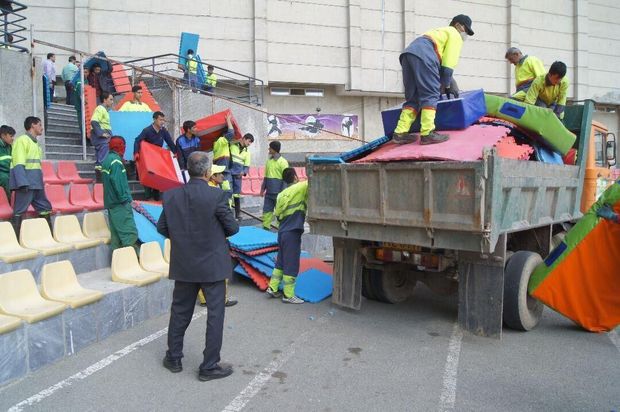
[0, 49, 44, 134]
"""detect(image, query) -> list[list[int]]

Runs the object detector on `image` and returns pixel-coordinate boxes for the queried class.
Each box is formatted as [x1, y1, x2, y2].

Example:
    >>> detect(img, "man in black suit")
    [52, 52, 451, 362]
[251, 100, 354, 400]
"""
[157, 151, 239, 381]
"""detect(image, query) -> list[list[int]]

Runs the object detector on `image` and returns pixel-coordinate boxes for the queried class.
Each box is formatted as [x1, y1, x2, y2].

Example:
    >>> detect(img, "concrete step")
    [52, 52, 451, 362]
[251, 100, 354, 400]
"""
[48, 103, 77, 112]
[46, 127, 82, 137]
[45, 143, 95, 155]
[45, 151, 96, 161]
[45, 136, 83, 146]
[47, 110, 79, 120]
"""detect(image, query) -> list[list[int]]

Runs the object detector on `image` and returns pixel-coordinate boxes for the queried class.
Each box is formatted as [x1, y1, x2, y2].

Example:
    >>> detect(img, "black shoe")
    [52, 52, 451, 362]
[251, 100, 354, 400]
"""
[225, 298, 238, 307]
[163, 357, 182, 373]
[198, 364, 233, 381]
[392, 132, 418, 144]
[420, 131, 450, 145]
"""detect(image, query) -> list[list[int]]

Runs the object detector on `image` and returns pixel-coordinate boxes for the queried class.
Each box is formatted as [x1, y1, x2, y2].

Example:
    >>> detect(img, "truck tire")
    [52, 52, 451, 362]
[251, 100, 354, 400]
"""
[361, 268, 378, 300]
[372, 269, 416, 304]
[503, 251, 544, 331]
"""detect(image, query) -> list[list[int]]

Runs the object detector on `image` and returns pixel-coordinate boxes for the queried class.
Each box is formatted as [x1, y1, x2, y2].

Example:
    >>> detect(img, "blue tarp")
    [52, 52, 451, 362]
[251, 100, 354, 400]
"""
[381, 89, 487, 136]
[133, 210, 166, 249]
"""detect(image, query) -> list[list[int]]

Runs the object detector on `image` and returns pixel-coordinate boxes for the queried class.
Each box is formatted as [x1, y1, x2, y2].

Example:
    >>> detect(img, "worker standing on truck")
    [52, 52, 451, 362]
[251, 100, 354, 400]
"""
[521, 61, 569, 120]
[265, 168, 308, 304]
[393, 14, 474, 145]
[260, 140, 289, 230]
[505, 47, 546, 100]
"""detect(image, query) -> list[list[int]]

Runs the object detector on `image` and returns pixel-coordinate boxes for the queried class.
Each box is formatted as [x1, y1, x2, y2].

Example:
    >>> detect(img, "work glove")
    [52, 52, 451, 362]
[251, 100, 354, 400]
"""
[444, 87, 459, 100]
[596, 204, 619, 223]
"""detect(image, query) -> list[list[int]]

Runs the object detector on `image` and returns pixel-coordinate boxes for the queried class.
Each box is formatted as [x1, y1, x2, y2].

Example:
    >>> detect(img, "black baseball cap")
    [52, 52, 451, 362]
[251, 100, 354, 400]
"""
[451, 14, 474, 36]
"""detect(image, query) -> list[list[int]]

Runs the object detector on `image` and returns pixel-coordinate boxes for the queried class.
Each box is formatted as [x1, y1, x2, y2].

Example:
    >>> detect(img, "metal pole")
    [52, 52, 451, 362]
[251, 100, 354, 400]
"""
[30, 24, 36, 117]
[80, 53, 87, 161]
[151, 57, 155, 89]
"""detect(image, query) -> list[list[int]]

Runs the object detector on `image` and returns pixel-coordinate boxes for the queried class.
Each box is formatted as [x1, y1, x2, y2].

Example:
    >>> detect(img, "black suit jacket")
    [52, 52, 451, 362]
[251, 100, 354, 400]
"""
[157, 178, 239, 282]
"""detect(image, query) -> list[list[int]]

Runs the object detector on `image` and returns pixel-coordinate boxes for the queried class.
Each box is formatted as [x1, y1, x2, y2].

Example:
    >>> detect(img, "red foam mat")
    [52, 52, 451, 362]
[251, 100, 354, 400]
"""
[232, 246, 279, 256]
[355, 125, 510, 163]
[237, 259, 269, 291]
[299, 258, 333, 275]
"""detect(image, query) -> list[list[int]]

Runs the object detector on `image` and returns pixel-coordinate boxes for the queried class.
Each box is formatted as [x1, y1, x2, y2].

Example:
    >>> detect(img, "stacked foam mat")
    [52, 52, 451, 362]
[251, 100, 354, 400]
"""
[229, 227, 333, 303]
[529, 181, 620, 332]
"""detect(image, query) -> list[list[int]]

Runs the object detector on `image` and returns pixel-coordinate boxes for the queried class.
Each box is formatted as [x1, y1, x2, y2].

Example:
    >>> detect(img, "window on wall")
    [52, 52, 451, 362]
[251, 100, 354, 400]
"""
[270, 87, 324, 97]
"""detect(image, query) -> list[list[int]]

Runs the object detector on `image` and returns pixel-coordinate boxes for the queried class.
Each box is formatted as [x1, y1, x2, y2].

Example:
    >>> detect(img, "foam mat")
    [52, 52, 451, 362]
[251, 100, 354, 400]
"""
[295, 269, 333, 303]
[229, 226, 278, 251]
[133, 210, 165, 249]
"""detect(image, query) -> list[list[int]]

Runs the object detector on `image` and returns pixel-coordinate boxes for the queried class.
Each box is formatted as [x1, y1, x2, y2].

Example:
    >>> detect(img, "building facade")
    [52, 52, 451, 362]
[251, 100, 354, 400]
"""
[23, 0, 620, 146]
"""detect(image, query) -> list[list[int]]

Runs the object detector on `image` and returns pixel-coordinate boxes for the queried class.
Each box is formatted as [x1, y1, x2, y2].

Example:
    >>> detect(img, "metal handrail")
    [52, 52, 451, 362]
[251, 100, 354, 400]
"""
[0, 0, 28, 52]
[122, 53, 264, 105]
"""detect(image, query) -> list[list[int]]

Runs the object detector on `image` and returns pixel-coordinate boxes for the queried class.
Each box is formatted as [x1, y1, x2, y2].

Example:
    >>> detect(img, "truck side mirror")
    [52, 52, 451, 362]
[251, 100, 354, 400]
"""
[606, 133, 616, 166]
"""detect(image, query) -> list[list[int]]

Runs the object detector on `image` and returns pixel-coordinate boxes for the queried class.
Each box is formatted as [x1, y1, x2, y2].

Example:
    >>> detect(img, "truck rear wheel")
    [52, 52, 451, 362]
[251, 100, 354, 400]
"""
[361, 267, 378, 301]
[503, 251, 544, 331]
[371, 269, 416, 304]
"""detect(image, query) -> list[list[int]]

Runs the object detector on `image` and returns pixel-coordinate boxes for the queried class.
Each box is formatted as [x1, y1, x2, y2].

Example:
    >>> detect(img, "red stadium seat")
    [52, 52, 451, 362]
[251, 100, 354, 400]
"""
[69, 184, 102, 211]
[0, 189, 12, 219]
[257, 168, 265, 178]
[93, 183, 104, 205]
[42, 161, 71, 185]
[248, 167, 260, 178]
[251, 178, 262, 195]
[241, 178, 253, 196]
[57, 161, 93, 184]
[45, 185, 84, 214]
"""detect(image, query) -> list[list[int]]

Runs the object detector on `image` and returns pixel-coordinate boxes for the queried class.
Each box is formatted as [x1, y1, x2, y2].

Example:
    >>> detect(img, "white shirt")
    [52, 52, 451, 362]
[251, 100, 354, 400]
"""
[43, 59, 56, 83]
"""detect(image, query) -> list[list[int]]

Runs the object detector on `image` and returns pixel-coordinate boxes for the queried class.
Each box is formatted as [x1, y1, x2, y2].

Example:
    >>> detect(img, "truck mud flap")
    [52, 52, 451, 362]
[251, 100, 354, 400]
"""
[332, 237, 363, 310]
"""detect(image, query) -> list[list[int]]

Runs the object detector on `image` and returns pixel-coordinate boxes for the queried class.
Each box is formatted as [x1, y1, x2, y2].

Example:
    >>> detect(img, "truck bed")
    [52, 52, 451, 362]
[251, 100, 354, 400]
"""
[308, 150, 583, 254]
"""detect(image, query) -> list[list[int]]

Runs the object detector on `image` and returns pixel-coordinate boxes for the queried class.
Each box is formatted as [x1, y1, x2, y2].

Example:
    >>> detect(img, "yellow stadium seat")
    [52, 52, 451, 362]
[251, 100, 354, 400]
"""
[0, 314, 22, 334]
[20, 218, 73, 256]
[112, 247, 161, 286]
[0, 269, 67, 323]
[139, 242, 169, 277]
[164, 238, 170, 263]
[83, 212, 111, 244]
[0, 222, 39, 263]
[53, 215, 102, 250]
[40, 261, 104, 309]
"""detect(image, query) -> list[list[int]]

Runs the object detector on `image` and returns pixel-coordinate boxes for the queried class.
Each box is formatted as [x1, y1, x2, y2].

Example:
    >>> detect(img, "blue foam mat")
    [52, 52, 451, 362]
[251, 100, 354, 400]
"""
[229, 226, 278, 251]
[133, 210, 166, 249]
[178, 32, 200, 65]
[237, 255, 274, 277]
[295, 269, 333, 303]
[140, 203, 163, 221]
[109, 112, 154, 160]
[234, 264, 250, 279]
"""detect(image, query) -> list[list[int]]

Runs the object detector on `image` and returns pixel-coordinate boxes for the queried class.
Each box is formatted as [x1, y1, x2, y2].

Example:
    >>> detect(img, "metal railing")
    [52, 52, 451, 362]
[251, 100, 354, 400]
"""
[122, 54, 264, 106]
[0, 0, 28, 52]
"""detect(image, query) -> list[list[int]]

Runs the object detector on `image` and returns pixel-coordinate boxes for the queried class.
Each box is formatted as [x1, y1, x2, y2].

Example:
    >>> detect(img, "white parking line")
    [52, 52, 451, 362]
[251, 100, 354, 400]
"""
[8, 309, 208, 412]
[438, 323, 463, 412]
[221, 315, 327, 412]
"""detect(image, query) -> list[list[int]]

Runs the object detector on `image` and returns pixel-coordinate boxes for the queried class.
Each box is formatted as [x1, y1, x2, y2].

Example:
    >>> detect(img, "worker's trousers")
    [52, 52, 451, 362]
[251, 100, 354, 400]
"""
[13, 188, 52, 216]
[108, 202, 138, 250]
[91, 134, 110, 166]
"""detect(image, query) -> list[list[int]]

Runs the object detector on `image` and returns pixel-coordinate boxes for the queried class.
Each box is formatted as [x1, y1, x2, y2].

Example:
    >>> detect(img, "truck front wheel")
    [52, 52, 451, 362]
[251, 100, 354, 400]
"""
[503, 251, 544, 331]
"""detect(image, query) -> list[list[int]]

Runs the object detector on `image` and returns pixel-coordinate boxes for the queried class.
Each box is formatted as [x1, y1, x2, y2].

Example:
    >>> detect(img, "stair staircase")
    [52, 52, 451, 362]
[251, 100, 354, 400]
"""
[44, 103, 145, 199]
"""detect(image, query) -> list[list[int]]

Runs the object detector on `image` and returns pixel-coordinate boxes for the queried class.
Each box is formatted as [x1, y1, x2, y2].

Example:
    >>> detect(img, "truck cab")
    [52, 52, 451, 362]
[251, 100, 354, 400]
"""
[581, 121, 616, 212]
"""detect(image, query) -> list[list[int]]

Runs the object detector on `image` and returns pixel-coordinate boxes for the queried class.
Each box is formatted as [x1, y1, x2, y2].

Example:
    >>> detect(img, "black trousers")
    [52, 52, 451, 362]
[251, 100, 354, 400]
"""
[65, 81, 74, 105]
[166, 279, 226, 371]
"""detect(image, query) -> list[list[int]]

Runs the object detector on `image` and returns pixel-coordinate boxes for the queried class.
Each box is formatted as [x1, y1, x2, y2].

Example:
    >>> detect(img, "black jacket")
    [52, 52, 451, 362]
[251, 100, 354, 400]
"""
[157, 178, 239, 282]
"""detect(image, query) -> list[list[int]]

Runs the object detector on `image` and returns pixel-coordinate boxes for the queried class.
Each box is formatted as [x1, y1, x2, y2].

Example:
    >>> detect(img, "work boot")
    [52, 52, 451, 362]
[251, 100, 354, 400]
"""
[234, 197, 241, 220]
[11, 215, 22, 239]
[420, 131, 450, 145]
[392, 132, 418, 145]
[265, 287, 282, 299]
[282, 295, 304, 304]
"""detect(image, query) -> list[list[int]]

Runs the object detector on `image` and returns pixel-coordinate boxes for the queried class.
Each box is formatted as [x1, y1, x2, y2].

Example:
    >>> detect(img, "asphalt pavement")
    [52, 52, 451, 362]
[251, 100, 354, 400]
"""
[0, 278, 618, 412]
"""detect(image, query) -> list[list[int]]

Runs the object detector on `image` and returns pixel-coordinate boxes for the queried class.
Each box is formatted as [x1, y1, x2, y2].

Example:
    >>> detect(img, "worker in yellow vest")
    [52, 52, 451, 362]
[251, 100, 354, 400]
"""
[523, 61, 569, 120]
[196, 164, 238, 308]
[230, 133, 254, 220]
[205, 65, 217, 92]
[119, 85, 152, 112]
[9, 117, 52, 237]
[260, 141, 289, 230]
[265, 168, 308, 304]
[212, 113, 235, 200]
[184, 49, 198, 89]
[393, 15, 474, 145]
[505, 47, 546, 100]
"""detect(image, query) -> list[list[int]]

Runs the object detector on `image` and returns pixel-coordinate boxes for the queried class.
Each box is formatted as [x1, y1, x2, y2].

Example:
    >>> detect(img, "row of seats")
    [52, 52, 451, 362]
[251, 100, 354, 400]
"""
[0, 260, 103, 332]
[0, 212, 111, 263]
[0, 184, 104, 219]
[0, 240, 170, 334]
[42, 160, 93, 185]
